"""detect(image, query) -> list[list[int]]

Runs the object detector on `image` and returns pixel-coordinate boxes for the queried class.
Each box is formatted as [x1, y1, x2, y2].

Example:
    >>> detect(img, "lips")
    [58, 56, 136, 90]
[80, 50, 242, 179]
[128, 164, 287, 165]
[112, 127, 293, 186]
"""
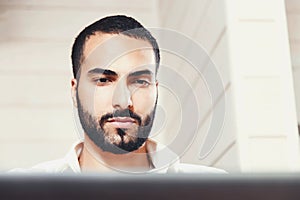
[106, 117, 136, 128]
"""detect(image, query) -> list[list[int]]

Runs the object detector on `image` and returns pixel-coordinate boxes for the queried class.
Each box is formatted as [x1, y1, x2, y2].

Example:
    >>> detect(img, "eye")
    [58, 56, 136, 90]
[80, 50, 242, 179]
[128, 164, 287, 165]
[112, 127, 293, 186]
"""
[133, 79, 150, 87]
[98, 78, 110, 83]
[95, 77, 112, 86]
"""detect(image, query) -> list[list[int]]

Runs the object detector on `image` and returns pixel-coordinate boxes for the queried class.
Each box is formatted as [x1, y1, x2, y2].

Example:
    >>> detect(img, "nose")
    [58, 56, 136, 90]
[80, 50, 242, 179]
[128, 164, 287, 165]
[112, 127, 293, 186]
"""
[112, 80, 133, 110]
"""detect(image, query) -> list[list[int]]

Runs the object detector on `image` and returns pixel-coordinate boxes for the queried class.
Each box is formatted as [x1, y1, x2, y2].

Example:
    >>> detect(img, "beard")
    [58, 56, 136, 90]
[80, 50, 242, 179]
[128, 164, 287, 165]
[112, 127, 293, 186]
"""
[76, 93, 157, 154]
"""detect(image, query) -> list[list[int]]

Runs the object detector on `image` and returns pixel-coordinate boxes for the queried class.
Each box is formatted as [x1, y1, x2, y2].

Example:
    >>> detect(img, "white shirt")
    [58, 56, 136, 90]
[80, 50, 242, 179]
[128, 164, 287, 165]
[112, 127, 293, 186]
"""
[10, 140, 226, 174]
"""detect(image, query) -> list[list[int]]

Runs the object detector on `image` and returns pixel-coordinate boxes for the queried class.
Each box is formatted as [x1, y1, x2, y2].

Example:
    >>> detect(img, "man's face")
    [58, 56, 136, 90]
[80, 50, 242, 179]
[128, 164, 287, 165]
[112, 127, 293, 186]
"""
[73, 33, 158, 154]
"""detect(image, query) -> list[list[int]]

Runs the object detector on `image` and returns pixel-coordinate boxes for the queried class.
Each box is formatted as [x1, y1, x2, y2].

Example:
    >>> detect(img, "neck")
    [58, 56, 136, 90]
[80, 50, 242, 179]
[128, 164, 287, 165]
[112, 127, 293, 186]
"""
[79, 135, 152, 173]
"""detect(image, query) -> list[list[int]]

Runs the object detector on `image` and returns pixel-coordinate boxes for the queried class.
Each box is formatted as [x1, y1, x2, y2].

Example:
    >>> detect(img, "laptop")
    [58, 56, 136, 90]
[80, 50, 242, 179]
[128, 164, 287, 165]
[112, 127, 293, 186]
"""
[0, 173, 299, 200]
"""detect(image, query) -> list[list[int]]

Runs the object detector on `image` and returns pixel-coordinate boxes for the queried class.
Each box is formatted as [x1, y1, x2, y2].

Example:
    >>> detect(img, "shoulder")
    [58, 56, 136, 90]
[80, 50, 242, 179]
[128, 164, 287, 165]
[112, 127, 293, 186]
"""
[167, 162, 227, 174]
[8, 158, 70, 173]
[151, 142, 227, 174]
[8, 141, 83, 174]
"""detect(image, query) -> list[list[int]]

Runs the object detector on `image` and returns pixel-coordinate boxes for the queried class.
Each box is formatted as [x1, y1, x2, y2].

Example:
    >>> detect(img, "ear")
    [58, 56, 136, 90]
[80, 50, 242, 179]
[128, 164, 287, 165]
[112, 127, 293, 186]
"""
[71, 78, 78, 108]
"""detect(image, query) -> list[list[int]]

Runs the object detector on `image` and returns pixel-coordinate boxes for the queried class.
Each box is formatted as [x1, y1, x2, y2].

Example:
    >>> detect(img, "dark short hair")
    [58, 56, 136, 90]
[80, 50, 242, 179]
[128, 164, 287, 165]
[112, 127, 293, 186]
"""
[71, 15, 160, 79]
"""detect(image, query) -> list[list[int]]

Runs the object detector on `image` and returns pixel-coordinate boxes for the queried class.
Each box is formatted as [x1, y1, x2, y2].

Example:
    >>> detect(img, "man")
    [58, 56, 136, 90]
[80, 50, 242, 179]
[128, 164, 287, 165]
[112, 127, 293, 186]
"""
[12, 15, 225, 174]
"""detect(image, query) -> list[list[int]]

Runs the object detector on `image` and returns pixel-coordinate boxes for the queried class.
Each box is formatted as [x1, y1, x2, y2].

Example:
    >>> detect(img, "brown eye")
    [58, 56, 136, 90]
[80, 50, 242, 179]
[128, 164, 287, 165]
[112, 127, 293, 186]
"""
[95, 77, 112, 86]
[98, 78, 110, 83]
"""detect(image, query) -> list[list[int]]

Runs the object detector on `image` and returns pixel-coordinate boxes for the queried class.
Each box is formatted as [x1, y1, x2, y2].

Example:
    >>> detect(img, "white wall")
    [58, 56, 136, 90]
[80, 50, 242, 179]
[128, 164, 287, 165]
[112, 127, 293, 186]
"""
[157, 0, 239, 172]
[158, 0, 300, 172]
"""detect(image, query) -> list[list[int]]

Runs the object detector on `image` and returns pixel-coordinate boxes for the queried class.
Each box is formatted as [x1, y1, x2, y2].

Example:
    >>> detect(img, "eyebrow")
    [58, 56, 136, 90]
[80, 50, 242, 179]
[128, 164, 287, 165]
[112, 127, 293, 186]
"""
[87, 68, 153, 78]
[128, 69, 153, 77]
[87, 68, 117, 76]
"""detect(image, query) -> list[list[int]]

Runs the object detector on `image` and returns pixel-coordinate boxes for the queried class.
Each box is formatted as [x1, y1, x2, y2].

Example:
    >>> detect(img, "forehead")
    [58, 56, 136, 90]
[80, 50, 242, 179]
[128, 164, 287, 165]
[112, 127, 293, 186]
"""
[81, 32, 156, 75]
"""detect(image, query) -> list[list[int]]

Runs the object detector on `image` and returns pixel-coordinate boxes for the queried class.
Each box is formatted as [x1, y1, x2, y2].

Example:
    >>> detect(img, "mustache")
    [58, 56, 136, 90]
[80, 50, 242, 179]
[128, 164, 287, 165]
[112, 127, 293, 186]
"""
[100, 109, 142, 126]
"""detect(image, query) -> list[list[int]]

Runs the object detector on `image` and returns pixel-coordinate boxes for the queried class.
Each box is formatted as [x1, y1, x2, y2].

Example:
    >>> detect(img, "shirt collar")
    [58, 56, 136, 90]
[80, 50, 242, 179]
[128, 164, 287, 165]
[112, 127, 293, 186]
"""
[64, 139, 179, 173]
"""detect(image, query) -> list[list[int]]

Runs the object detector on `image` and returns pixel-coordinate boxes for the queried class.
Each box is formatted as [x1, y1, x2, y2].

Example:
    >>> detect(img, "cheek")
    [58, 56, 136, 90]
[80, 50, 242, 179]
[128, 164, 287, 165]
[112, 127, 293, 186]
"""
[78, 81, 113, 115]
[77, 81, 95, 112]
[132, 88, 157, 114]
[93, 88, 114, 114]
